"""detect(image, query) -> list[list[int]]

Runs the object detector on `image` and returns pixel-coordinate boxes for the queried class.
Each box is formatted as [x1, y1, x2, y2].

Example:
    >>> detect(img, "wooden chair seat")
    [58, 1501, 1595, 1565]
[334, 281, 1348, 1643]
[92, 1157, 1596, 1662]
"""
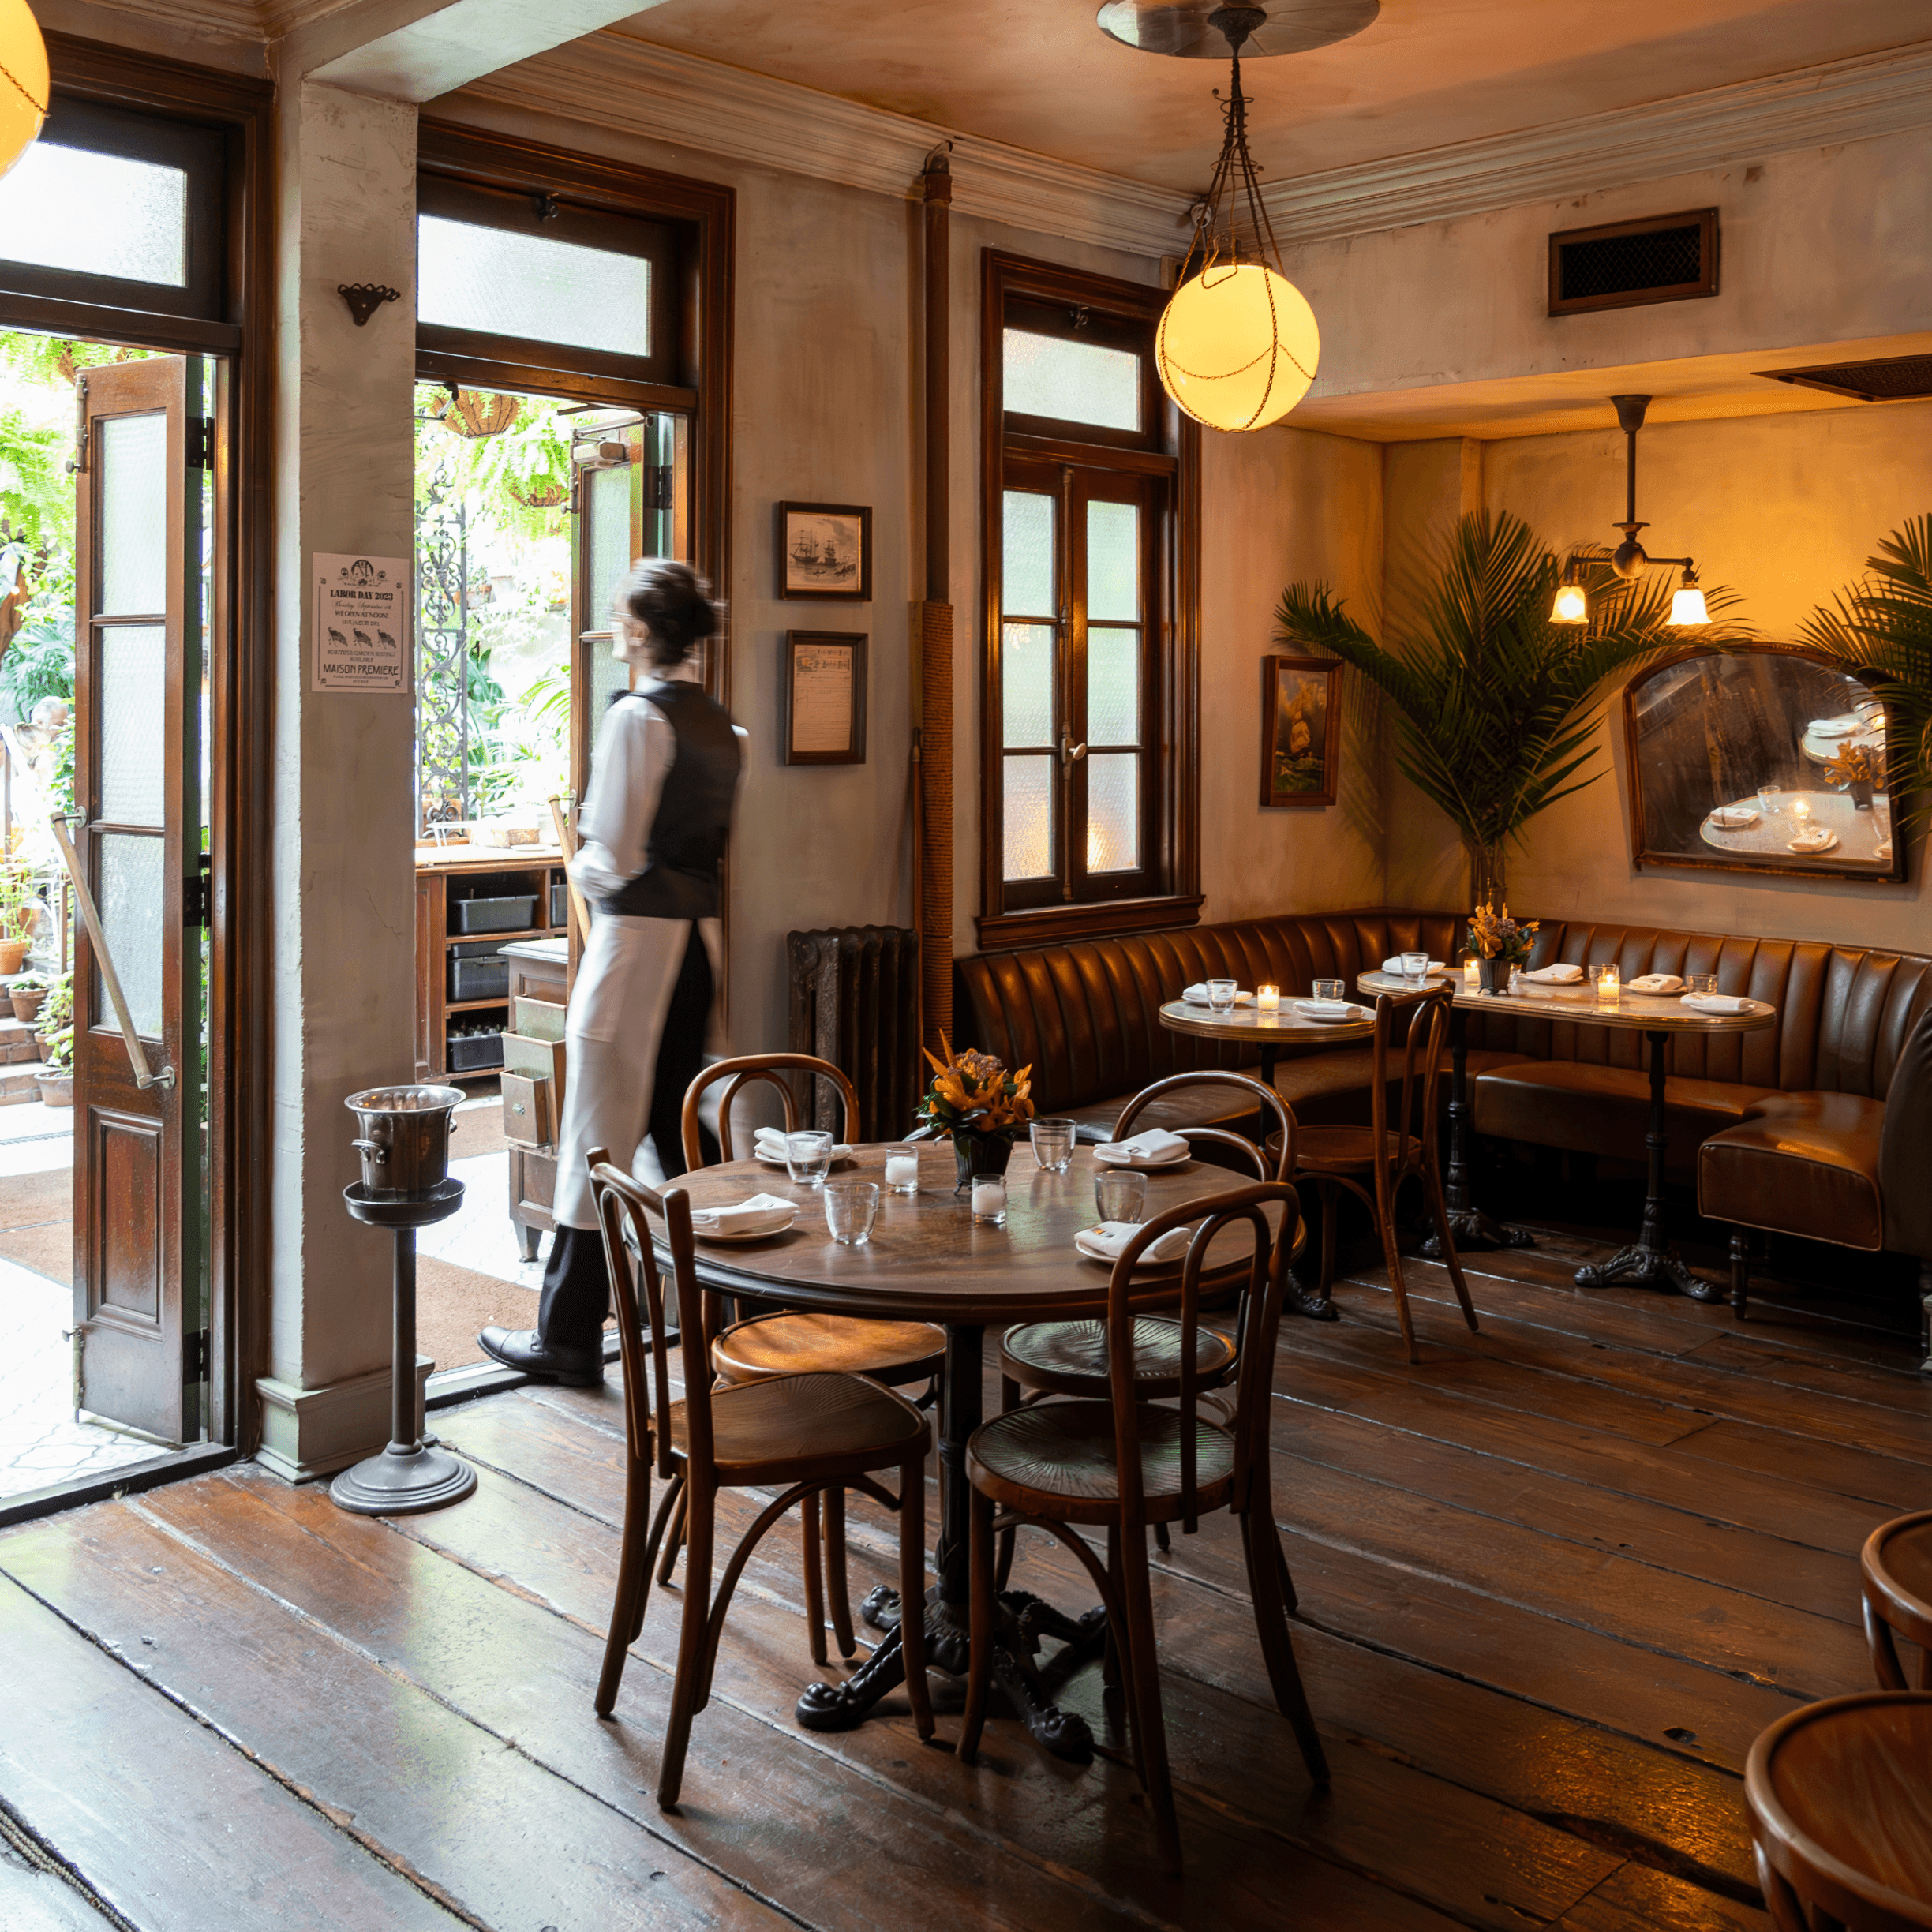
[998, 1316, 1236, 1400]
[1863, 1511, 1932, 1687]
[711, 1311, 945, 1387]
[665, 1372, 926, 1480]
[1746, 1690, 1932, 1930]
[967, 1398, 1236, 1527]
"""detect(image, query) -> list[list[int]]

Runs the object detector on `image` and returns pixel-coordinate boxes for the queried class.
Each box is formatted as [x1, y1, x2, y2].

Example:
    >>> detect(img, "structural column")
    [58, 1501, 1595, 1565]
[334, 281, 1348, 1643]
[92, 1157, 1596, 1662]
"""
[915, 155, 953, 1053]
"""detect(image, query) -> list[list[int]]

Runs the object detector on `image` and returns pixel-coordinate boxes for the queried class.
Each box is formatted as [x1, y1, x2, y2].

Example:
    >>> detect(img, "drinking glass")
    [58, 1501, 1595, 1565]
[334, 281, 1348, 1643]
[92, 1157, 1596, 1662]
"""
[1758, 784, 1784, 816]
[1312, 979, 1346, 1002]
[1400, 950, 1429, 982]
[1207, 978, 1237, 1013]
[1029, 1117, 1076, 1174]
[824, 1180, 881, 1245]
[1688, 972, 1718, 996]
[971, 1174, 1007, 1227]
[1095, 1170, 1147, 1224]
[785, 1129, 833, 1186]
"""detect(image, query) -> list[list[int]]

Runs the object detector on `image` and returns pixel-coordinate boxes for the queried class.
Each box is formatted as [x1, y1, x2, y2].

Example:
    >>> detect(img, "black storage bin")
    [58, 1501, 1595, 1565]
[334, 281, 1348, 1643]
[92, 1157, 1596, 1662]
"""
[453, 894, 537, 935]
[550, 880, 568, 927]
[449, 957, 510, 1001]
[447, 1030, 504, 1071]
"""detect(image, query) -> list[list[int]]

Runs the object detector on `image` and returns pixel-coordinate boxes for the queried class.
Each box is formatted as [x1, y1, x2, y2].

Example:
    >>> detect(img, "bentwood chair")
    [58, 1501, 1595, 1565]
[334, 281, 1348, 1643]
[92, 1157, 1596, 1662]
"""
[958, 1181, 1327, 1873]
[1290, 986, 1477, 1363]
[1745, 1691, 1932, 1931]
[670, 1052, 945, 1664]
[1862, 1512, 1932, 1690]
[586, 1153, 933, 1807]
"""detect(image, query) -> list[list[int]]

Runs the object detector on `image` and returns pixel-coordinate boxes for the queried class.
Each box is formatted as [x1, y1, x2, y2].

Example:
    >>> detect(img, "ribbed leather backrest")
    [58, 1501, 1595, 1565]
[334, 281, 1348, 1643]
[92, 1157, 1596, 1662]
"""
[958, 910, 1932, 1113]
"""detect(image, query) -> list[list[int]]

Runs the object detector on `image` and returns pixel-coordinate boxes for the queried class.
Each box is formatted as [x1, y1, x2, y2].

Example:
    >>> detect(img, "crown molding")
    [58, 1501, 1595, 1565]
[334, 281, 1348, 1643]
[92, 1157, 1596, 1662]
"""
[1264, 39, 1932, 247]
[449, 30, 1193, 260]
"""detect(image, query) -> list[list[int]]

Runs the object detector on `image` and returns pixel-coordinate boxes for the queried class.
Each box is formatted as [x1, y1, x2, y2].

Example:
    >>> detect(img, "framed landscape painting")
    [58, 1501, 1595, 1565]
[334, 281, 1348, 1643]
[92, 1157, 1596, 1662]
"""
[1260, 656, 1342, 807]
[777, 501, 872, 601]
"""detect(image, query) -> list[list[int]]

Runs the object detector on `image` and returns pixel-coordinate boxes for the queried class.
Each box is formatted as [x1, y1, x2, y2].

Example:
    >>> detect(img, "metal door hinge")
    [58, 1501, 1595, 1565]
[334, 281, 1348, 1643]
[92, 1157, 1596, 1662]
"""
[66, 374, 88, 475]
[184, 1331, 208, 1383]
[190, 417, 215, 471]
[642, 462, 674, 512]
[186, 857, 212, 928]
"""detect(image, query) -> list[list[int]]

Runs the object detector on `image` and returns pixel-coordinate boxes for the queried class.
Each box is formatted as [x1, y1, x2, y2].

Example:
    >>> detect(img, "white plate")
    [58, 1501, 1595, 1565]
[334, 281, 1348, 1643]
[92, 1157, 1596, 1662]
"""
[1788, 831, 1840, 853]
[1074, 1228, 1185, 1267]
[1093, 1145, 1191, 1170]
[1294, 999, 1360, 1020]
[1707, 808, 1760, 829]
[1809, 718, 1863, 736]
[691, 1212, 798, 1242]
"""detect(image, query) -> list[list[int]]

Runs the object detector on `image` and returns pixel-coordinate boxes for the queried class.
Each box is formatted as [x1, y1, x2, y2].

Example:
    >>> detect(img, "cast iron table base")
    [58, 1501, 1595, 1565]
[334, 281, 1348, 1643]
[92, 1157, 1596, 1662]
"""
[1420, 1009, 1536, 1257]
[790, 1323, 1107, 1759]
[1571, 1030, 1724, 1302]
[331, 1179, 479, 1515]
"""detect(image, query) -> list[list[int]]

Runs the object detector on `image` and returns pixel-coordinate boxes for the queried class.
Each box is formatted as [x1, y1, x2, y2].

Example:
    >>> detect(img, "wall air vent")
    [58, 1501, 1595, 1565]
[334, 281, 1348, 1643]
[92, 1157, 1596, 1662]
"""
[1758, 355, 1932, 402]
[1548, 208, 1718, 316]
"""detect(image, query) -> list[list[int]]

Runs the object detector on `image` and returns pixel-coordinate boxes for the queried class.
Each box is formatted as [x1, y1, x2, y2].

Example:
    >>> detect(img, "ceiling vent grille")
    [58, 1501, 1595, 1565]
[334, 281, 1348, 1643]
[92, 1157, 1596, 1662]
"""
[1548, 208, 1718, 316]
[1758, 355, 1932, 402]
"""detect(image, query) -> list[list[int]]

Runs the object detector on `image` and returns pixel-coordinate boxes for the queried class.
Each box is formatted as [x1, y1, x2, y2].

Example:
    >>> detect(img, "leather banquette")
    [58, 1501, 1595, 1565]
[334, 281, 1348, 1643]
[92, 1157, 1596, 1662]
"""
[956, 910, 1932, 1318]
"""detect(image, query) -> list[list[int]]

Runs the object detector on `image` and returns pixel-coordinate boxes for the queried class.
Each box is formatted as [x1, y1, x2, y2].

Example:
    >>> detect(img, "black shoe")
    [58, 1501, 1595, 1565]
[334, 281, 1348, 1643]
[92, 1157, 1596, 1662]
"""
[477, 1326, 605, 1387]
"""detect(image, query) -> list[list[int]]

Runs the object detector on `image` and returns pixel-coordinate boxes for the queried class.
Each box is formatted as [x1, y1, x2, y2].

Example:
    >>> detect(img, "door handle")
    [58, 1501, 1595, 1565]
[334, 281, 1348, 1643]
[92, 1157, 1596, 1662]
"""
[49, 814, 176, 1092]
[1060, 732, 1087, 766]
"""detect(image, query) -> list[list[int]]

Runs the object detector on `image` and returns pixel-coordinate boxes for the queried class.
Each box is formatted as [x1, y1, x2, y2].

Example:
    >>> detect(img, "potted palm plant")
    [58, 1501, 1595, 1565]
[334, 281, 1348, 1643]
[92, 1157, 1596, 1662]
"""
[1803, 515, 1932, 822]
[1275, 511, 1747, 904]
[34, 969, 72, 1106]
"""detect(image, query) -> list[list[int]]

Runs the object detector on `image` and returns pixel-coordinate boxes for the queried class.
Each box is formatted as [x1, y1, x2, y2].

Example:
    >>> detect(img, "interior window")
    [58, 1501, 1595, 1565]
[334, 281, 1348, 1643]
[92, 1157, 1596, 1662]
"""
[417, 216, 652, 360]
[1002, 327, 1140, 432]
[0, 142, 187, 286]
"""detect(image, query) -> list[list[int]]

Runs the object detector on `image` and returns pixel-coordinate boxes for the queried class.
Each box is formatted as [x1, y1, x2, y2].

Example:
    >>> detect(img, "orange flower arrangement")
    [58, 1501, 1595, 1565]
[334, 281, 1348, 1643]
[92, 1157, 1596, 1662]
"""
[1822, 743, 1885, 791]
[1467, 900, 1538, 964]
[914, 1037, 1035, 1140]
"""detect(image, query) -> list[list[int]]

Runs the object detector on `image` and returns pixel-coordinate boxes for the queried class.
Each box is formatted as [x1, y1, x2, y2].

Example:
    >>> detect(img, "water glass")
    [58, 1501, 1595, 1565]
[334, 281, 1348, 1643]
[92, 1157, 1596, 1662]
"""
[1029, 1117, 1076, 1174]
[1400, 950, 1429, 982]
[883, 1151, 921, 1196]
[824, 1180, 881, 1245]
[1312, 979, 1346, 1002]
[1095, 1170, 1147, 1224]
[1687, 972, 1718, 996]
[1758, 784, 1784, 816]
[785, 1129, 833, 1186]
[971, 1174, 1007, 1227]
[1207, 978, 1237, 1013]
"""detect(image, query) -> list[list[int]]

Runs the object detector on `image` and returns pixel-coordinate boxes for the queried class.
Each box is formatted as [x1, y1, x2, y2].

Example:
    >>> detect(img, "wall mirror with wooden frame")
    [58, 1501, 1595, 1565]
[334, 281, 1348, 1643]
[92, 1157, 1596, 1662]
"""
[1622, 647, 1904, 882]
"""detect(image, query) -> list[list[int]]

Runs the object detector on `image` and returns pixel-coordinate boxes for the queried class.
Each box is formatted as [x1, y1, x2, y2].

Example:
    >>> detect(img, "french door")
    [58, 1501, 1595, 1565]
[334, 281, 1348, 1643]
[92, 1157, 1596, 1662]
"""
[69, 356, 205, 1443]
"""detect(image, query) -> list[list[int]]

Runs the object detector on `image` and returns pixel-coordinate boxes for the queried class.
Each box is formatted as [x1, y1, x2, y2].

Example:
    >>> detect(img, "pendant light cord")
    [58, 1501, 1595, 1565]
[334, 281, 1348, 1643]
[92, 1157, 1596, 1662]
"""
[0, 60, 47, 116]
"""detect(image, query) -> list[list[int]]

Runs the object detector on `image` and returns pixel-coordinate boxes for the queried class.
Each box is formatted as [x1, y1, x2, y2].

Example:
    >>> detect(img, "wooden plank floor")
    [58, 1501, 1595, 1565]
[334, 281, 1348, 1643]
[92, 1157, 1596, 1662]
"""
[0, 1222, 1917, 1931]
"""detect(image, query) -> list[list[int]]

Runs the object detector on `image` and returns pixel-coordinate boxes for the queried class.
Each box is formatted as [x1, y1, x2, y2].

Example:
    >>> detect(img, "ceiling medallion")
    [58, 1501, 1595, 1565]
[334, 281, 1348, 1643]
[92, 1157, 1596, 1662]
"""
[1095, 0, 1377, 59]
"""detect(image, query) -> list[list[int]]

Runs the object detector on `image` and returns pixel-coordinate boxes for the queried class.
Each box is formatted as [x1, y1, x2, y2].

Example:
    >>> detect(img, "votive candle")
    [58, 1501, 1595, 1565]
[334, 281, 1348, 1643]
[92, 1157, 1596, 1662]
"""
[1256, 984, 1280, 1012]
[1463, 958, 1481, 990]
[1596, 964, 1621, 1005]
[1791, 796, 1814, 825]
[971, 1176, 1007, 1226]
[884, 1153, 919, 1195]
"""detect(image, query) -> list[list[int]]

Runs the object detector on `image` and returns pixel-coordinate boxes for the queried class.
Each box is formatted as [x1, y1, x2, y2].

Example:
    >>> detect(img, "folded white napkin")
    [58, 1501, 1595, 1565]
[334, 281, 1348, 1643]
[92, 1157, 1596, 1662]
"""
[1380, 957, 1447, 975]
[1708, 807, 1760, 829]
[1810, 713, 1863, 736]
[1095, 1128, 1189, 1166]
[1788, 827, 1838, 852]
[1522, 963, 1583, 984]
[1294, 998, 1359, 1020]
[754, 1127, 852, 1163]
[1683, 993, 1752, 1015]
[1876, 839, 1894, 859]
[1076, 1220, 1195, 1264]
[1627, 973, 1687, 995]
[688, 1193, 796, 1235]
[1182, 984, 1254, 1005]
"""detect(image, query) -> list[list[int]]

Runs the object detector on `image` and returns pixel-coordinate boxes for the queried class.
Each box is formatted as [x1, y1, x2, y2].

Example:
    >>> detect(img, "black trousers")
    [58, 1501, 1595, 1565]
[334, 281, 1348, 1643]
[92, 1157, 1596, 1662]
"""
[537, 923, 719, 1351]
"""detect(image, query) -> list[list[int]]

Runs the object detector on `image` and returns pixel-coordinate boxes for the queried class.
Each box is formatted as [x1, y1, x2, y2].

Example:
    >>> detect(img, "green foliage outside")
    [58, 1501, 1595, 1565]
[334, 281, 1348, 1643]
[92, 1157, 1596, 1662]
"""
[36, 967, 72, 1070]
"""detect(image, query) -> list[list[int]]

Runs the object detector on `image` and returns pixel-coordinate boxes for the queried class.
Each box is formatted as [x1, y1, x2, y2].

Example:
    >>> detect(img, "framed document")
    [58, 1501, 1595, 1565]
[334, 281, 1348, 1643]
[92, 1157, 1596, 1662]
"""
[782, 631, 867, 766]
[777, 501, 872, 601]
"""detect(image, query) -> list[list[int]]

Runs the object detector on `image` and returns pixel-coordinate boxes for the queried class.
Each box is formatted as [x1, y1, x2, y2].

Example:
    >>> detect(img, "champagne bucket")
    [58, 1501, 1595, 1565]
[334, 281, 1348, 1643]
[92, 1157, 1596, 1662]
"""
[345, 1084, 465, 1199]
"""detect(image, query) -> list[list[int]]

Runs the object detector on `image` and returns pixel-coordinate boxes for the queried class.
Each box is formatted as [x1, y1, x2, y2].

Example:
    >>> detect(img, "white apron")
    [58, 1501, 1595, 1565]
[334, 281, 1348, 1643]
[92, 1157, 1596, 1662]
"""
[550, 910, 724, 1229]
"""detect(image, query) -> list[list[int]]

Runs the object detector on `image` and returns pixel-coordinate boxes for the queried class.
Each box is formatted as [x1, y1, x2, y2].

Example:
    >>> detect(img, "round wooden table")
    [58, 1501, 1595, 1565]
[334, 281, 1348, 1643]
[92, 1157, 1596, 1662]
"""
[672, 1140, 1279, 1759]
[1155, 994, 1375, 1108]
[1358, 969, 1777, 1298]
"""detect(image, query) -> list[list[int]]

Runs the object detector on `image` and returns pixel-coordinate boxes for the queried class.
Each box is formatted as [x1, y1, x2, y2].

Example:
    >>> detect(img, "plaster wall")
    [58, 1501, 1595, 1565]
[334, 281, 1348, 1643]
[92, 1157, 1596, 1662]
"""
[1383, 406, 1932, 949]
[1286, 124, 1932, 406]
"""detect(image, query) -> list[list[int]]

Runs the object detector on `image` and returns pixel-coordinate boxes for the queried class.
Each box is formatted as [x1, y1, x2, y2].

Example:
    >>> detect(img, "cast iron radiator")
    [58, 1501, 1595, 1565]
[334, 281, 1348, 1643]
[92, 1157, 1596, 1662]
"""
[785, 925, 922, 1142]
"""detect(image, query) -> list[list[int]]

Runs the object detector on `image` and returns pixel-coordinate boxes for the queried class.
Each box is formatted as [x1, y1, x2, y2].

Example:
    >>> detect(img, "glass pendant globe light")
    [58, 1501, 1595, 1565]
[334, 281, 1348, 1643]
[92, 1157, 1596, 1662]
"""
[0, 0, 47, 182]
[1152, 6, 1320, 432]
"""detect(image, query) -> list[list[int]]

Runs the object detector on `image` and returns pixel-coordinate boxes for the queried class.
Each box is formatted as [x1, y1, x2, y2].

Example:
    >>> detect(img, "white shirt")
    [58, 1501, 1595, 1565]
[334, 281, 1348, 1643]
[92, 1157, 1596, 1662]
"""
[568, 661, 746, 904]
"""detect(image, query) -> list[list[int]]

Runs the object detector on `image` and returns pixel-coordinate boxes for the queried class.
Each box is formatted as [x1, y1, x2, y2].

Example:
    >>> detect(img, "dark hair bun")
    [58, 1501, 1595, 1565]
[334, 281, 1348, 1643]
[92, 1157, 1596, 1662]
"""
[623, 559, 720, 665]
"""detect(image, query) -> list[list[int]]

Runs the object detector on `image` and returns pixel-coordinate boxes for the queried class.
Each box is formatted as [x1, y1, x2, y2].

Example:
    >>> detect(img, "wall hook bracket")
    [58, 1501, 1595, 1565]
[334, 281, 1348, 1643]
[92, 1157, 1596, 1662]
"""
[339, 283, 401, 327]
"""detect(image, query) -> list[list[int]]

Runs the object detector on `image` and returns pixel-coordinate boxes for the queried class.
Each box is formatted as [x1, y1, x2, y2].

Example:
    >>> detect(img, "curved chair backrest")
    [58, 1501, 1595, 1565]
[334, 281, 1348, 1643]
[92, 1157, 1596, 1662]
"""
[1879, 1001, 1932, 1261]
[1368, 987, 1453, 1176]
[1105, 1179, 1298, 1536]
[1114, 1071, 1295, 1181]
[681, 1052, 860, 1171]
[588, 1146, 712, 1483]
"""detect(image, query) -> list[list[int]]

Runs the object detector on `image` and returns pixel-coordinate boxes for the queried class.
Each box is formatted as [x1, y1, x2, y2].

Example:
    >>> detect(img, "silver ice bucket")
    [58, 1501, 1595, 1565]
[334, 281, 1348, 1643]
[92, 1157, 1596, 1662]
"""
[346, 1084, 465, 1199]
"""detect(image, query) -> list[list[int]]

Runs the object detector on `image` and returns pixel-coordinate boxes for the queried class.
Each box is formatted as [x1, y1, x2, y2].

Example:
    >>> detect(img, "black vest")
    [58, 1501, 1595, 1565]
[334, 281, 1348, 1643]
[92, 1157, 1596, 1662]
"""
[600, 680, 741, 919]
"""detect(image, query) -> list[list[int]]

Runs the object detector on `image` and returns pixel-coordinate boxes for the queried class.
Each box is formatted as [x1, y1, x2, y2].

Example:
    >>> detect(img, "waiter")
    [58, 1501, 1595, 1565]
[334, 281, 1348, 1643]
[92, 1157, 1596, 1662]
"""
[480, 559, 742, 1387]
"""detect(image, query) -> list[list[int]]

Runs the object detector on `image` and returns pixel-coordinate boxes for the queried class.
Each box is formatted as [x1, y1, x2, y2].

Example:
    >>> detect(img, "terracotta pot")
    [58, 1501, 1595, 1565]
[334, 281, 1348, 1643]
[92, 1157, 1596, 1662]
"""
[34, 1033, 51, 1061]
[0, 939, 30, 975]
[9, 990, 43, 1024]
[952, 1130, 1015, 1193]
[34, 1070, 73, 1108]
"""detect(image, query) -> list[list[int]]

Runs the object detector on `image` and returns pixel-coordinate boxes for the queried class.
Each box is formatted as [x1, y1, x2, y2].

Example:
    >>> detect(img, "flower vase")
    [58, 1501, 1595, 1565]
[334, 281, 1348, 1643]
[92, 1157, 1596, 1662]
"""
[1477, 957, 1508, 994]
[952, 1131, 1013, 1193]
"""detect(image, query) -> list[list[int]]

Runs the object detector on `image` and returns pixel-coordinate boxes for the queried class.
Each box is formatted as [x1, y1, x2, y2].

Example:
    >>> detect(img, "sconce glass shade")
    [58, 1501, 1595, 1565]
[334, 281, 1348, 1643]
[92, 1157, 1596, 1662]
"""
[1156, 262, 1319, 432]
[1670, 575, 1709, 627]
[1551, 582, 1588, 625]
[0, 0, 47, 182]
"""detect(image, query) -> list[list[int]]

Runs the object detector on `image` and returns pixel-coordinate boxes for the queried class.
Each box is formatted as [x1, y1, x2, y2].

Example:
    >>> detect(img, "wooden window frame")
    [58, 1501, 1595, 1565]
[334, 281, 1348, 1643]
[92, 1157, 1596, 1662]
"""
[2, 36, 275, 1471]
[977, 250, 1200, 950]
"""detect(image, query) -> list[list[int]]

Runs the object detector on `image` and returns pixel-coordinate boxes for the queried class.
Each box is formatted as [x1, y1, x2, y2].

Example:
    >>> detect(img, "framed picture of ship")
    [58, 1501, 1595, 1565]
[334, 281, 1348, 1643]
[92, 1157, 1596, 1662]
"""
[777, 502, 872, 601]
